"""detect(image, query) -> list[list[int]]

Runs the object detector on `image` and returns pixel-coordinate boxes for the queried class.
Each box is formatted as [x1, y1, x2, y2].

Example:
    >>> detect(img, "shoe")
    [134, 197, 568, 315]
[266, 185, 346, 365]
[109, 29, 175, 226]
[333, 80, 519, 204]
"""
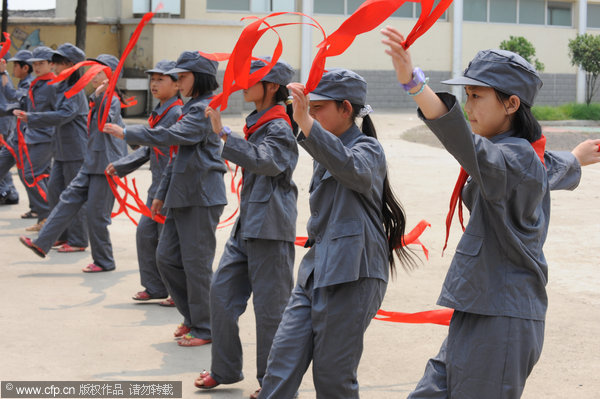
[25, 218, 46, 232]
[132, 290, 168, 301]
[56, 243, 86, 253]
[194, 371, 219, 389]
[173, 323, 191, 338]
[21, 210, 38, 219]
[82, 263, 113, 273]
[178, 334, 211, 347]
[19, 236, 46, 258]
[0, 191, 18, 205]
[52, 240, 67, 248]
[250, 388, 261, 399]
[159, 297, 175, 307]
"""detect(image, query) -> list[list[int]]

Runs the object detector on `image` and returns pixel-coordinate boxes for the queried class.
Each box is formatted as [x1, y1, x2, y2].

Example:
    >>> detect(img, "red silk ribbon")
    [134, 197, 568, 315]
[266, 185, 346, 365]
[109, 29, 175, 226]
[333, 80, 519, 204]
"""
[443, 135, 547, 253]
[0, 32, 11, 59]
[14, 119, 49, 201]
[375, 308, 453, 325]
[98, 5, 162, 131]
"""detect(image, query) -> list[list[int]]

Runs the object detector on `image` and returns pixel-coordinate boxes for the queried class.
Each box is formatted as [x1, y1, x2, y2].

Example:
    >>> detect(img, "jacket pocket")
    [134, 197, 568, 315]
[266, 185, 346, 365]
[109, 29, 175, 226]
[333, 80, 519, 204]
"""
[455, 232, 483, 257]
[248, 175, 273, 203]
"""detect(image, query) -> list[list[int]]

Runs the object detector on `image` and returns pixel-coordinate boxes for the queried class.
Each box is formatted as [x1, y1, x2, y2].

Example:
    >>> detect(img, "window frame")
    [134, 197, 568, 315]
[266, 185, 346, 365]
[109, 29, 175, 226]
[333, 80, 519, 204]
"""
[463, 0, 574, 27]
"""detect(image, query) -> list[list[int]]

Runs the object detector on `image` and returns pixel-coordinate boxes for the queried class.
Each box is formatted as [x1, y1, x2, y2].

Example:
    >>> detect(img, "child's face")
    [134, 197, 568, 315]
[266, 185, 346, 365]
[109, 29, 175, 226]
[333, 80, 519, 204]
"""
[309, 100, 353, 137]
[464, 85, 512, 139]
[243, 81, 277, 109]
[177, 71, 194, 97]
[150, 73, 179, 102]
[12, 63, 27, 79]
[243, 82, 265, 104]
[91, 70, 108, 89]
[32, 60, 52, 76]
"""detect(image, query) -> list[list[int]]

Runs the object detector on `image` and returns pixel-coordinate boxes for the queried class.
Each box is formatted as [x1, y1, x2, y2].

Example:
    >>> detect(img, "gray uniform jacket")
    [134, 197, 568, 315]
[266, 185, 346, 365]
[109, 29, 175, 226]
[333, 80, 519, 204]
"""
[21, 76, 57, 144]
[27, 81, 88, 162]
[0, 76, 32, 144]
[421, 93, 581, 321]
[82, 94, 127, 174]
[112, 96, 181, 198]
[221, 107, 298, 242]
[296, 121, 389, 289]
[124, 93, 227, 209]
[0, 77, 15, 137]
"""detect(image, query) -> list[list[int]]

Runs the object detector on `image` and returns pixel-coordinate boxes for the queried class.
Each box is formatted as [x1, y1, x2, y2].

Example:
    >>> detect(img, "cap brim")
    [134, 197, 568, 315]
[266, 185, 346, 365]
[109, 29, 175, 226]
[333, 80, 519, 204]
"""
[28, 57, 49, 62]
[308, 92, 336, 101]
[8, 57, 25, 62]
[441, 76, 491, 87]
[166, 67, 189, 75]
[145, 68, 168, 75]
[86, 57, 110, 68]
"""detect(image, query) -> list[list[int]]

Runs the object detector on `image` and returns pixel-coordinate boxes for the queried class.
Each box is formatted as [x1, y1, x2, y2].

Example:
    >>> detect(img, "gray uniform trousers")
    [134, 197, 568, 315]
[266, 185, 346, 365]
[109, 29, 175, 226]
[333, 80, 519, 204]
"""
[0, 171, 17, 199]
[408, 311, 544, 399]
[33, 172, 116, 270]
[136, 197, 167, 296]
[48, 159, 88, 247]
[259, 275, 386, 399]
[0, 141, 51, 220]
[156, 204, 224, 339]
[210, 232, 294, 385]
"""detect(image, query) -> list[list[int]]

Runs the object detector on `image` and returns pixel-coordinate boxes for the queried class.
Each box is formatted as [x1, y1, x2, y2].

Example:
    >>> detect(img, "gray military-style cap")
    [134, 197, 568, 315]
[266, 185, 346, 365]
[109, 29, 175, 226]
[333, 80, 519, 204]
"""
[87, 54, 122, 78]
[146, 59, 177, 77]
[166, 51, 218, 77]
[308, 68, 367, 106]
[442, 49, 543, 107]
[250, 56, 295, 86]
[8, 50, 33, 65]
[52, 43, 85, 64]
[28, 46, 54, 62]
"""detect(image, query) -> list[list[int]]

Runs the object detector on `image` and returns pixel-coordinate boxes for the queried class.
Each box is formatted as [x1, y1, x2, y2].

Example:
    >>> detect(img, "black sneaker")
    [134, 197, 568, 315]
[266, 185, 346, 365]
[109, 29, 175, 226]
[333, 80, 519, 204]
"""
[0, 191, 18, 205]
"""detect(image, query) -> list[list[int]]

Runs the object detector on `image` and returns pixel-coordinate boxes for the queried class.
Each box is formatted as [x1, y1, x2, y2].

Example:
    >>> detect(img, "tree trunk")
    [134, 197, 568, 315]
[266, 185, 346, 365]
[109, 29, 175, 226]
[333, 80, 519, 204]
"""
[75, 0, 87, 51]
[1, 0, 8, 38]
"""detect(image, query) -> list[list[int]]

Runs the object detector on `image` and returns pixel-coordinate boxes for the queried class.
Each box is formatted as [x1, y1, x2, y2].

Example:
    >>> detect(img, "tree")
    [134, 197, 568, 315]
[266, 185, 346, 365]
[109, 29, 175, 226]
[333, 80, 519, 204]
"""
[75, 0, 87, 51]
[499, 36, 545, 72]
[568, 33, 600, 105]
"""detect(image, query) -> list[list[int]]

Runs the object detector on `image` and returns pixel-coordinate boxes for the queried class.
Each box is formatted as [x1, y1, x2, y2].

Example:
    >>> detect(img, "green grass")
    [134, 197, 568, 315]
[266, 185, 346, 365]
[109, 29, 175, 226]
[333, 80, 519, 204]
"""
[532, 103, 600, 121]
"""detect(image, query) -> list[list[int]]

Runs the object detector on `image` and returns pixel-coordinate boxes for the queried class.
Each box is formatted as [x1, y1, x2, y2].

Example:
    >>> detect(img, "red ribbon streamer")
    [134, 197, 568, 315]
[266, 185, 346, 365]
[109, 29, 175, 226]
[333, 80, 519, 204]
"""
[14, 119, 49, 201]
[105, 171, 166, 225]
[304, 0, 453, 94]
[374, 308, 453, 325]
[98, 5, 162, 131]
[0, 32, 11, 59]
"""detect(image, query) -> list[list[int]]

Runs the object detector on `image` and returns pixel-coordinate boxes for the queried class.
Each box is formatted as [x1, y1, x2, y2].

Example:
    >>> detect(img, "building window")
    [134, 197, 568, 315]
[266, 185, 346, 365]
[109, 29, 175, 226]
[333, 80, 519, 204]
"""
[314, 0, 345, 14]
[207, 0, 295, 12]
[589, 4, 600, 28]
[547, 2, 571, 26]
[464, 0, 571, 26]
[314, 0, 447, 19]
[133, 0, 181, 17]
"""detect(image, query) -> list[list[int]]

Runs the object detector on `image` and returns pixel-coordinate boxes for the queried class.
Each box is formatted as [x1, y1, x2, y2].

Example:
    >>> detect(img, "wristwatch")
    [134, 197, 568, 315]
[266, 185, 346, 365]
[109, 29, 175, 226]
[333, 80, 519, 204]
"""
[219, 126, 231, 139]
[401, 67, 426, 91]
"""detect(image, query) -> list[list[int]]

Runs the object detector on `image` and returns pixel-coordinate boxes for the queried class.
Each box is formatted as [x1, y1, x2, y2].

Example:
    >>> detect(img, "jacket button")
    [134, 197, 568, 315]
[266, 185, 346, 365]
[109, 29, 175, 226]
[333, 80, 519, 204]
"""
[312, 211, 318, 217]
[316, 236, 321, 243]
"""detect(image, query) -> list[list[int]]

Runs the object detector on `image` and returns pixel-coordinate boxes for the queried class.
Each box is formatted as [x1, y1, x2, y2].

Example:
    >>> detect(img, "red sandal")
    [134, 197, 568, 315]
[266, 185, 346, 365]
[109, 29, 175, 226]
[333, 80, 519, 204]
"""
[194, 370, 219, 389]
[56, 243, 86, 253]
[159, 297, 175, 307]
[82, 263, 112, 273]
[19, 236, 46, 258]
[173, 323, 191, 338]
[250, 388, 261, 399]
[178, 334, 211, 347]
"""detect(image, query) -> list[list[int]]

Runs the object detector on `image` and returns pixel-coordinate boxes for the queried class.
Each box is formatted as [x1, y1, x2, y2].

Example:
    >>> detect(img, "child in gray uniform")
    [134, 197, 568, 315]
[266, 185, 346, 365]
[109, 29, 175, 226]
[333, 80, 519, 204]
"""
[382, 27, 600, 398]
[19, 54, 127, 273]
[103, 51, 227, 347]
[107, 59, 182, 305]
[195, 58, 298, 399]
[258, 69, 414, 399]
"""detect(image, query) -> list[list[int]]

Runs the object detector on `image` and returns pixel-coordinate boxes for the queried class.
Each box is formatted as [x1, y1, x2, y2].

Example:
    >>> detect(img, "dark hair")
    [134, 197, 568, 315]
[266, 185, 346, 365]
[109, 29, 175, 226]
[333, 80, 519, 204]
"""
[52, 54, 81, 87]
[16, 61, 32, 74]
[261, 81, 298, 135]
[190, 72, 218, 98]
[336, 101, 416, 275]
[494, 90, 541, 143]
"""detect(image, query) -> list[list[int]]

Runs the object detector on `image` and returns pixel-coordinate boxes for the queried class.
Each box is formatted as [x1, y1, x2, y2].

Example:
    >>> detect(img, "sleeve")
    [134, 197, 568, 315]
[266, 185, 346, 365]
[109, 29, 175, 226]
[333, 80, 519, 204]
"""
[112, 146, 151, 177]
[26, 92, 80, 128]
[298, 120, 384, 195]
[544, 150, 581, 191]
[154, 160, 172, 202]
[0, 77, 20, 102]
[418, 92, 511, 201]
[221, 120, 294, 176]
[124, 103, 210, 147]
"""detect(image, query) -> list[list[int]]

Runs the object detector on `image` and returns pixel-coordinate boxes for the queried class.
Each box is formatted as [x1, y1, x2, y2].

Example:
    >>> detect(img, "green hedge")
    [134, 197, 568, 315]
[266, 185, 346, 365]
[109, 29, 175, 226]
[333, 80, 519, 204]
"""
[532, 103, 600, 120]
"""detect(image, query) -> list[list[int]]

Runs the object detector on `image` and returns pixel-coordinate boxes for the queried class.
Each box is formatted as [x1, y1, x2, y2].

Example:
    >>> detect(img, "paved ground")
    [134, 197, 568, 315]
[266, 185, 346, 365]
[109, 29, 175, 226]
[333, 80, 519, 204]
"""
[1, 111, 599, 398]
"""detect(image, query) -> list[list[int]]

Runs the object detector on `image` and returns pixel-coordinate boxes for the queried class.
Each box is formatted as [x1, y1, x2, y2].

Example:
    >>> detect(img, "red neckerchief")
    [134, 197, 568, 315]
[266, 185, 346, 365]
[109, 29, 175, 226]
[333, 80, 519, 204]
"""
[28, 72, 56, 109]
[243, 105, 291, 140]
[149, 98, 184, 161]
[443, 135, 547, 252]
